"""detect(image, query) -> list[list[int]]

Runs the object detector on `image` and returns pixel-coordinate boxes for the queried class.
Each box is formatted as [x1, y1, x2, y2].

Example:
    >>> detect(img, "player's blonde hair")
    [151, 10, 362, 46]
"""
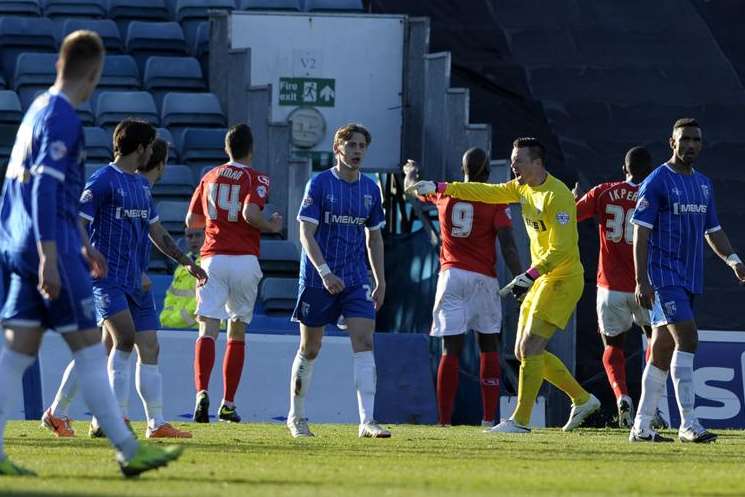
[59, 30, 105, 79]
[333, 123, 372, 149]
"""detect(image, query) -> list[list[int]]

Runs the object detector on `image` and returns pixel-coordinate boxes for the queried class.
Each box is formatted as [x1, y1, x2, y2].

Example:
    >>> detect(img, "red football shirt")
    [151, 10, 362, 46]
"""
[188, 162, 270, 258]
[576, 180, 639, 292]
[422, 193, 512, 278]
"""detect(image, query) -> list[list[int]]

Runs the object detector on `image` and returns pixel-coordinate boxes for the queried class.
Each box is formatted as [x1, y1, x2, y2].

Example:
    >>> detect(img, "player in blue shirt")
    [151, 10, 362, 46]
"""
[287, 123, 389, 438]
[0, 31, 182, 477]
[629, 118, 745, 443]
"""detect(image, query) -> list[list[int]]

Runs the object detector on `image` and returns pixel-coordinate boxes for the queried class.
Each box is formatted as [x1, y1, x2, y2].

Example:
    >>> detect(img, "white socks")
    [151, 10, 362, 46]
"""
[671, 350, 697, 430]
[74, 344, 138, 461]
[634, 362, 668, 432]
[353, 351, 376, 425]
[50, 360, 78, 418]
[135, 362, 165, 430]
[288, 350, 315, 420]
[108, 349, 132, 416]
[0, 348, 36, 459]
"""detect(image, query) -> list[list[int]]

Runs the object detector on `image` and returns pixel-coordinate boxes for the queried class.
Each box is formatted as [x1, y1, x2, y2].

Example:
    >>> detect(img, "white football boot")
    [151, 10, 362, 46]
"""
[358, 422, 391, 438]
[484, 418, 531, 434]
[562, 394, 601, 431]
[287, 417, 314, 438]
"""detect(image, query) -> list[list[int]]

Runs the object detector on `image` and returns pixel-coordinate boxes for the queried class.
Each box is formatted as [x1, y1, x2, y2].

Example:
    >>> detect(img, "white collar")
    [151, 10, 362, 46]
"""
[228, 161, 250, 169]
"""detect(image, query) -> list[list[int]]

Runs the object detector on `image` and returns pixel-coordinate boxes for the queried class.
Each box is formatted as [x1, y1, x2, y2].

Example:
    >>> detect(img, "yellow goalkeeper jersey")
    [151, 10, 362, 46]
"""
[444, 174, 582, 278]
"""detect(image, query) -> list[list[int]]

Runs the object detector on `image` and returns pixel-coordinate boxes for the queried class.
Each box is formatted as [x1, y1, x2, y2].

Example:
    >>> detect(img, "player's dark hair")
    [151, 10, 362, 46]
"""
[113, 119, 156, 157]
[138, 137, 168, 172]
[59, 30, 104, 80]
[462, 147, 489, 180]
[225, 123, 254, 160]
[673, 118, 700, 133]
[512, 137, 545, 163]
[333, 123, 372, 148]
[624, 146, 652, 179]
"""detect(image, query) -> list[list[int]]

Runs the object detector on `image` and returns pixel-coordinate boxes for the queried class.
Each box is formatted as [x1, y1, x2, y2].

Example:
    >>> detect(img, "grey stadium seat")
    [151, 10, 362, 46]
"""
[61, 19, 122, 53]
[258, 239, 300, 277]
[156, 200, 189, 235]
[161, 92, 225, 129]
[45, 0, 107, 19]
[258, 277, 299, 315]
[13, 53, 56, 110]
[0, 17, 57, 83]
[176, 0, 234, 46]
[98, 55, 140, 91]
[152, 164, 195, 201]
[126, 21, 188, 74]
[0, 0, 42, 17]
[143, 56, 206, 95]
[155, 127, 178, 161]
[83, 127, 113, 163]
[177, 127, 228, 169]
[77, 99, 95, 126]
[0, 91, 22, 125]
[95, 91, 159, 128]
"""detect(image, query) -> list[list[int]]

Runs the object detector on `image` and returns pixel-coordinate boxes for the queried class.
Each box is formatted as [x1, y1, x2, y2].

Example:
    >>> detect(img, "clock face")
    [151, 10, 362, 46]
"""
[288, 106, 326, 149]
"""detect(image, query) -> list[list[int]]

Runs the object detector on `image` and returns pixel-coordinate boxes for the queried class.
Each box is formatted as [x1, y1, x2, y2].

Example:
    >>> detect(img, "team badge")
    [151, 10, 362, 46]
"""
[256, 185, 267, 199]
[49, 140, 67, 161]
[637, 197, 649, 212]
[80, 189, 93, 203]
[664, 301, 677, 317]
[326, 194, 335, 204]
[302, 196, 313, 208]
[363, 194, 373, 209]
[701, 184, 709, 199]
[556, 211, 570, 225]
[671, 187, 681, 197]
[117, 187, 126, 197]
[257, 175, 270, 186]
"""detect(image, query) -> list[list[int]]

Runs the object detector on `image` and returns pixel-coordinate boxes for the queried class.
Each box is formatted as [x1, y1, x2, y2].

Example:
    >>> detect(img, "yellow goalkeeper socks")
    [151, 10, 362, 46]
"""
[513, 354, 545, 426]
[543, 352, 590, 405]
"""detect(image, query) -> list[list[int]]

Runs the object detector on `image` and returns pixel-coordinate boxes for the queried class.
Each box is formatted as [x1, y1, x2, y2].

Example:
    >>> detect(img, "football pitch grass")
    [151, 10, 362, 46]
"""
[2, 421, 745, 497]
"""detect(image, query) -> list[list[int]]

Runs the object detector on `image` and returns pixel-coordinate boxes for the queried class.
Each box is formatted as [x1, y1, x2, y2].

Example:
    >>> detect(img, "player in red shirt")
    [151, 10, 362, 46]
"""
[404, 148, 523, 427]
[575, 146, 659, 428]
[186, 124, 282, 423]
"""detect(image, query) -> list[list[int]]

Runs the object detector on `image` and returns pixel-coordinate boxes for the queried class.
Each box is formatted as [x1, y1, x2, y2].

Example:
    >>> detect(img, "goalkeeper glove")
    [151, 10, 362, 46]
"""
[405, 180, 437, 196]
[499, 269, 539, 302]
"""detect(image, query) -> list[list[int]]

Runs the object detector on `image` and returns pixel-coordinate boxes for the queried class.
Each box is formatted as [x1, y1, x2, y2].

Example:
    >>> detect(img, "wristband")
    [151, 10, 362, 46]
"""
[526, 267, 540, 280]
[436, 182, 448, 193]
[726, 254, 742, 268]
[317, 263, 331, 278]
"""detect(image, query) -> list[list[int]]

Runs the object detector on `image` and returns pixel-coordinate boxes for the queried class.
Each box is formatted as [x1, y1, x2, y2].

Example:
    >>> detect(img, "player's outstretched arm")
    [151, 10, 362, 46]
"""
[365, 228, 386, 310]
[149, 221, 208, 286]
[444, 180, 520, 205]
[299, 220, 344, 295]
[705, 230, 745, 283]
[633, 224, 655, 309]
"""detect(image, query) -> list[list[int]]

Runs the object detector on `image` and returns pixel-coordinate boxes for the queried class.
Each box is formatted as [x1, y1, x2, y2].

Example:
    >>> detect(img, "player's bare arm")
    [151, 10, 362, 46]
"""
[299, 220, 344, 295]
[365, 228, 386, 310]
[149, 221, 208, 285]
[78, 218, 107, 279]
[242, 202, 283, 234]
[185, 211, 206, 229]
[705, 230, 745, 282]
[497, 227, 523, 277]
[633, 224, 654, 309]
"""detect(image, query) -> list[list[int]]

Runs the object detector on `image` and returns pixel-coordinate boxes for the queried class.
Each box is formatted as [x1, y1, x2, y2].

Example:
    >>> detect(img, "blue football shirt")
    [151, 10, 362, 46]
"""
[0, 90, 86, 256]
[79, 163, 159, 290]
[631, 163, 720, 294]
[297, 168, 385, 289]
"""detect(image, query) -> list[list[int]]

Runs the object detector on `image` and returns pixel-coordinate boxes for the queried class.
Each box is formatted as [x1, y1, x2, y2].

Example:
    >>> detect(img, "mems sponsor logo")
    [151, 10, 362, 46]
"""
[673, 203, 707, 215]
[324, 211, 366, 225]
[115, 207, 149, 219]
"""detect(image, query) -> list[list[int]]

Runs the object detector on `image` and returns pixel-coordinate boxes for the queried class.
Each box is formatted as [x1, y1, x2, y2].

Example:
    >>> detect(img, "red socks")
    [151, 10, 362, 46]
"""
[436, 354, 459, 425]
[194, 336, 215, 392]
[480, 352, 501, 422]
[223, 340, 245, 403]
[602, 345, 628, 399]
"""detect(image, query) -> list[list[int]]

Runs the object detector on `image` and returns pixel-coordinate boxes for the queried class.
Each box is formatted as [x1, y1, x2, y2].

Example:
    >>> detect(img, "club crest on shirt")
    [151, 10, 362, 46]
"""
[556, 211, 570, 225]
[117, 187, 126, 197]
[257, 175, 270, 186]
[664, 301, 677, 317]
[80, 189, 93, 203]
[671, 187, 682, 197]
[637, 197, 649, 212]
[256, 185, 267, 199]
[49, 140, 67, 161]
[363, 194, 373, 209]
[326, 194, 335, 204]
[701, 184, 709, 199]
[302, 196, 313, 208]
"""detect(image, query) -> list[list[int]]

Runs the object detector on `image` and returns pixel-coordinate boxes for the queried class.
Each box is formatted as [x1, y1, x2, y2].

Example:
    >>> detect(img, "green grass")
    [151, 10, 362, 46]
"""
[2, 421, 745, 497]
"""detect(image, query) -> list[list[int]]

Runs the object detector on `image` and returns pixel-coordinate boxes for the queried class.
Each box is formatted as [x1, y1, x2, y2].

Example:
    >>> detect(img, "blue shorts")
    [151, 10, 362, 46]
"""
[650, 286, 696, 327]
[93, 279, 158, 332]
[0, 249, 97, 333]
[292, 284, 375, 327]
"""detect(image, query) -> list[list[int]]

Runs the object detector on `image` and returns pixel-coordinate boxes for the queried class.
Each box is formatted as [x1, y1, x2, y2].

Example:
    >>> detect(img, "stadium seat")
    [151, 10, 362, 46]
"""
[13, 53, 56, 109]
[84, 162, 107, 180]
[0, 1, 42, 17]
[126, 22, 188, 74]
[45, 0, 107, 19]
[258, 239, 300, 277]
[177, 127, 228, 169]
[0, 91, 22, 125]
[77, 99, 95, 126]
[152, 164, 195, 201]
[157, 200, 189, 235]
[176, 0, 234, 48]
[0, 17, 57, 83]
[156, 127, 178, 161]
[83, 127, 113, 163]
[143, 56, 206, 101]
[304, 0, 363, 11]
[61, 19, 122, 53]
[258, 277, 299, 315]
[109, 0, 170, 23]
[0, 124, 16, 164]
[190, 21, 210, 78]
[161, 92, 225, 129]
[98, 54, 140, 92]
[95, 91, 159, 129]
[239, 0, 301, 10]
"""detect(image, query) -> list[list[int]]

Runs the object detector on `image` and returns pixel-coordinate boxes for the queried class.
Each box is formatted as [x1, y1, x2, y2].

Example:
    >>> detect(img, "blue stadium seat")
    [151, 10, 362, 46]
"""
[0, 124, 17, 164]
[143, 56, 206, 96]
[239, 0, 301, 10]
[304, 0, 363, 11]
[109, 0, 169, 23]
[45, 0, 107, 19]
[156, 127, 178, 161]
[99, 55, 140, 91]
[258, 277, 299, 315]
[13, 53, 56, 109]
[0, 91, 22, 125]
[176, 0, 234, 48]
[178, 128, 228, 170]
[190, 21, 210, 78]
[161, 92, 225, 129]
[126, 21, 188, 74]
[0, 1, 42, 17]
[157, 200, 189, 235]
[0, 17, 57, 83]
[95, 91, 159, 129]
[77, 99, 95, 126]
[83, 127, 112, 163]
[152, 164, 195, 201]
[61, 19, 122, 53]
[258, 239, 300, 277]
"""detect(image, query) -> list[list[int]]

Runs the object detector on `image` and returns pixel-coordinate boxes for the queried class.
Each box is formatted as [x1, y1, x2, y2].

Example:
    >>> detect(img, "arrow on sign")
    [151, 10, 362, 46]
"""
[320, 85, 335, 102]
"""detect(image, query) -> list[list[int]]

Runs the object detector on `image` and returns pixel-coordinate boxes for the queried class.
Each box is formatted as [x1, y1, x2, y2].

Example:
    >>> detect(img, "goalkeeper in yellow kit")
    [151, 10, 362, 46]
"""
[409, 137, 600, 433]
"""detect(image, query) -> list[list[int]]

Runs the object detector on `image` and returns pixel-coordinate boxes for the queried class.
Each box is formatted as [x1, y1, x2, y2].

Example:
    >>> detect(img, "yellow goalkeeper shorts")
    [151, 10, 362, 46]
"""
[518, 273, 584, 332]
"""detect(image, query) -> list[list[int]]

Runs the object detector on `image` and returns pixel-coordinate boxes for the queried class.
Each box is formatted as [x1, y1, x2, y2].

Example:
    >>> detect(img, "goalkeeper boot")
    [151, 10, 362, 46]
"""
[562, 394, 601, 431]
[0, 457, 36, 477]
[118, 443, 183, 478]
[485, 418, 531, 434]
